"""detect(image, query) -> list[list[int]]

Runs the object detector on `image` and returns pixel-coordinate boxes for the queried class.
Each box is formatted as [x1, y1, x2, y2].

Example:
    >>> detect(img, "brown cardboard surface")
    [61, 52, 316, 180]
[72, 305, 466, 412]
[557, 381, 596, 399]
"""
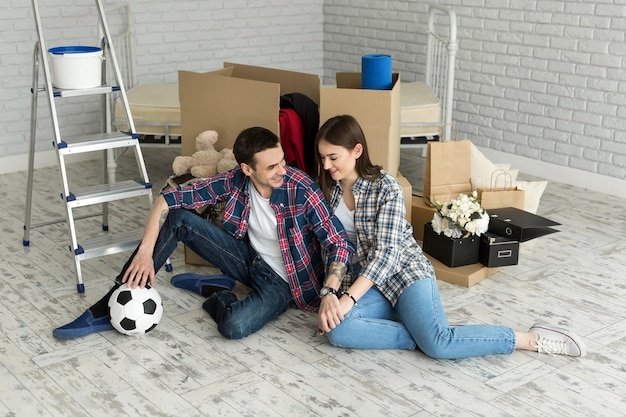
[423, 140, 473, 206]
[224, 62, 320, 105]
[179, 71, 277, 156]
[320, 73, 401, 176]
[411, 195, 437, 242]
[178, 62, 321, 265]
[179, 63, 320, 157]
[184, 246, 209, 267]
[424, 253, 503, 288]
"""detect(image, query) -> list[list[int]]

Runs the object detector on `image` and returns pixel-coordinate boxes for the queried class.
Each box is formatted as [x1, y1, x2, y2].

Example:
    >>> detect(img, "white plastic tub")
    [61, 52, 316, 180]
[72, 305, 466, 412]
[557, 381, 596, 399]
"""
[47, 46, 103, 89]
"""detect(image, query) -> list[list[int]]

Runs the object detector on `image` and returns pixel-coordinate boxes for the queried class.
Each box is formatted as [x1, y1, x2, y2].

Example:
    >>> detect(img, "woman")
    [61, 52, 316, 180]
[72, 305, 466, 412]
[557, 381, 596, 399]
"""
[314, 114, 586, 359]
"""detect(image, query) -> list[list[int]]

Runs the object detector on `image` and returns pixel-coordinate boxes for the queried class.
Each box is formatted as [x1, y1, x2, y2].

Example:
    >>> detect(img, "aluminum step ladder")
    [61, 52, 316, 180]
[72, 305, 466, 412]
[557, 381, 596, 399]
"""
[24, 0, 171, 293]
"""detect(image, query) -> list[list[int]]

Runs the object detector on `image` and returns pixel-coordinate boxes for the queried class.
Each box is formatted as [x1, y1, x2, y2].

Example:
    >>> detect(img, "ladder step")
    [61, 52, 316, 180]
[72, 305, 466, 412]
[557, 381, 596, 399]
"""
[33, 84, 120, 97]
[67, 179, 152, 208]
[75, 230, 142, 261]
[54, 85, 120, 98]
[57, 132, 139, 155]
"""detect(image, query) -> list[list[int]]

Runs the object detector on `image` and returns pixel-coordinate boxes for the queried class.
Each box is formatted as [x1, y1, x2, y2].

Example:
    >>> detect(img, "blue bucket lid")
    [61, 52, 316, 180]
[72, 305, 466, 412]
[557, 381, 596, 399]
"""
[48, 46, 102, 55]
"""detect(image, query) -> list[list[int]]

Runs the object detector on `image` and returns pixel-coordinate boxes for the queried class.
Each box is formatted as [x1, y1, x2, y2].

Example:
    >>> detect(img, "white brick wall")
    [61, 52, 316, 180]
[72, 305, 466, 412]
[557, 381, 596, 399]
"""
[2, 0, 626, 188]
[323, 0, 626, 183]
[0, 0, 323, 171]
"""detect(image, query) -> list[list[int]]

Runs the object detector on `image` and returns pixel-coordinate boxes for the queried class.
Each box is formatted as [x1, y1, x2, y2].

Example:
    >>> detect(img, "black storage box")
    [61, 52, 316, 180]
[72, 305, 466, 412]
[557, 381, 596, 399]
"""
[487, 207, 560, 242]
[479, 232, 519, 267]
[423, 222, 480, 268]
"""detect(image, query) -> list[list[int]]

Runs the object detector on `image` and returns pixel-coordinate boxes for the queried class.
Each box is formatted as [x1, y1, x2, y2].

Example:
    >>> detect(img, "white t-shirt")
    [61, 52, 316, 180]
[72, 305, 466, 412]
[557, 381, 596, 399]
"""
[246, 183, 289, 283]
[334, 195, 360, 264]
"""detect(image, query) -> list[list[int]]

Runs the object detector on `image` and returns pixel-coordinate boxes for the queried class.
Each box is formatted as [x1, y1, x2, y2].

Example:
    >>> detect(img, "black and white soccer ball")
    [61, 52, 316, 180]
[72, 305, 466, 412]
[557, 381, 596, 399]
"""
[108, 286, 163, 335]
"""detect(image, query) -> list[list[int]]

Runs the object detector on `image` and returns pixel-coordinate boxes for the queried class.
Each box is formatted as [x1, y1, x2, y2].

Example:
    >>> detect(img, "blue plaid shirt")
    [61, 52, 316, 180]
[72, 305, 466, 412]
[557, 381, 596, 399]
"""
[162, 166, 354, 312]
[329, 171, 435, 306]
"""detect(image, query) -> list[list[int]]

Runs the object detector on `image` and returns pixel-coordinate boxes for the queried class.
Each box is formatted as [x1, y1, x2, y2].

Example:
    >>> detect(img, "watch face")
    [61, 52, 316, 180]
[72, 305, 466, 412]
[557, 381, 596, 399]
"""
[320, 287, 336, 297]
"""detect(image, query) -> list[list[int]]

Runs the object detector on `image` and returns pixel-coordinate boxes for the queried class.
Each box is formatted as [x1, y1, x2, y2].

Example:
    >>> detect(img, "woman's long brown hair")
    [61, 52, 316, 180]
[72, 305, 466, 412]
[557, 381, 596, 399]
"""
[314, 115, 382, 202]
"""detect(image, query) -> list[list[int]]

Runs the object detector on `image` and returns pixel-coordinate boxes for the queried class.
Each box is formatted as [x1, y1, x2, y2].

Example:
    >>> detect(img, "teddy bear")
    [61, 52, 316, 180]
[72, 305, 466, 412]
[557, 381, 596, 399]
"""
[171, 130, 238, 178]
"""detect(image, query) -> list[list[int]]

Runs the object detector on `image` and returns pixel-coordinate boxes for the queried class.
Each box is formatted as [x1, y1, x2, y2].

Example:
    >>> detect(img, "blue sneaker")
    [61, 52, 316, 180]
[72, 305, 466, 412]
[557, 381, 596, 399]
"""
[170, 273, 236, 297]
[53, 310, 114, 339]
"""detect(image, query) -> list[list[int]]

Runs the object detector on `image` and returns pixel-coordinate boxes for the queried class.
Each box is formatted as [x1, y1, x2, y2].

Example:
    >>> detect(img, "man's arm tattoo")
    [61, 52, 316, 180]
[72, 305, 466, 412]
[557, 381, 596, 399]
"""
[327, 261, 347, 284]
[158, 209, 168, 228]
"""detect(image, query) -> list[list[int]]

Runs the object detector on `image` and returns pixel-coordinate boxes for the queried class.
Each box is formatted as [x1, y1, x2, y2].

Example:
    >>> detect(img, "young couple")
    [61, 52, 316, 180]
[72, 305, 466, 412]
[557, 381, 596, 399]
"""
[54, 116, 586, 359]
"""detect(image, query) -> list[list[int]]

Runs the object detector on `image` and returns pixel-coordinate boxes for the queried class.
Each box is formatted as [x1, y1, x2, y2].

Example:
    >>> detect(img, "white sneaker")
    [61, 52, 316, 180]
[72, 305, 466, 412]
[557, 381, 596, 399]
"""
[529, 323, 587, 357]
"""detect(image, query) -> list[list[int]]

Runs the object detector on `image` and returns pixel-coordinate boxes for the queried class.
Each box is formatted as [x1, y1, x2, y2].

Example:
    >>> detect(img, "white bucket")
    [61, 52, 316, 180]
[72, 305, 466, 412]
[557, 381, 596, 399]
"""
[48, 46, 104, 89]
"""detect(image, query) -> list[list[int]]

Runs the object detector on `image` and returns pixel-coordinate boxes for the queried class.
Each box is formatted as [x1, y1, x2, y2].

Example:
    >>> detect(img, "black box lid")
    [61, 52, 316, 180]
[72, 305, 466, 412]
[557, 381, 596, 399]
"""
[487, 207, 560, 242]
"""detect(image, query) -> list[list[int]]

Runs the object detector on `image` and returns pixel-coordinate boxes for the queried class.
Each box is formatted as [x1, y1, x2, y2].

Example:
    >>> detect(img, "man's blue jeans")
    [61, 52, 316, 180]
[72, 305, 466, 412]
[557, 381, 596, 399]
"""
[326, 276, 516, 359]
[116, 209, 293, 339]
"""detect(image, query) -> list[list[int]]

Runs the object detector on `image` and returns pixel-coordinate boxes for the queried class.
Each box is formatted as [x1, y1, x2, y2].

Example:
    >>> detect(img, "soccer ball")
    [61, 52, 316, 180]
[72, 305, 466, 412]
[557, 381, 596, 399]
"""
[108, 286, 163, 335]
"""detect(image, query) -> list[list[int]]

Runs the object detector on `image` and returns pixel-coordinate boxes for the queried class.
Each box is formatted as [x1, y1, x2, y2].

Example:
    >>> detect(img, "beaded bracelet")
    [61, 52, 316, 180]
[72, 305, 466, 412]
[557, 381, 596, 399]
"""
[342, 291, 358, 305]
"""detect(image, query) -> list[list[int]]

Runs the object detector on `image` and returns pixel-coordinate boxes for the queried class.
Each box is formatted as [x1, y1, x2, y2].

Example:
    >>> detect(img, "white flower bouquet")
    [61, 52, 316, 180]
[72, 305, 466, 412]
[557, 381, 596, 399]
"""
[430, 191, 489, 239]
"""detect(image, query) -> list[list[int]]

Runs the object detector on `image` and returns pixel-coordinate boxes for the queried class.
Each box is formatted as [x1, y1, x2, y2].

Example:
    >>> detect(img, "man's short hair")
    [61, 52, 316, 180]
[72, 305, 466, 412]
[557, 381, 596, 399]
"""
[233, 127, 280, 169]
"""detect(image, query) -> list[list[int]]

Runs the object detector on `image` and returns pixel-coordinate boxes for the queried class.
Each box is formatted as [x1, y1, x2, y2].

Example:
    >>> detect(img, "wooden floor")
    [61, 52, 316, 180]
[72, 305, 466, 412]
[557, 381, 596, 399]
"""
[1, 145, 625, 417]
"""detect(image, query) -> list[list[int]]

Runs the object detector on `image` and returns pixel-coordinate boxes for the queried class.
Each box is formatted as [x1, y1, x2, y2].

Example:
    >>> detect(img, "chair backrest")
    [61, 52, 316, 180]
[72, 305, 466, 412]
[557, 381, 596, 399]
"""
[425, 5, 457, 141]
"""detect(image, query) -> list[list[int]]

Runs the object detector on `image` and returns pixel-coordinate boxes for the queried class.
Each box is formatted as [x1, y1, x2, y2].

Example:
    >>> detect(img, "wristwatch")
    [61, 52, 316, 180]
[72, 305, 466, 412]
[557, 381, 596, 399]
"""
[319, 286, 339, 298]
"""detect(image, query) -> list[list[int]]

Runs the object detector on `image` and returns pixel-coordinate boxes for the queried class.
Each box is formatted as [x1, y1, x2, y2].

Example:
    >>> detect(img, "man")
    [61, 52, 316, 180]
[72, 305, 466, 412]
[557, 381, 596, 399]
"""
[54, 127, 355, 339]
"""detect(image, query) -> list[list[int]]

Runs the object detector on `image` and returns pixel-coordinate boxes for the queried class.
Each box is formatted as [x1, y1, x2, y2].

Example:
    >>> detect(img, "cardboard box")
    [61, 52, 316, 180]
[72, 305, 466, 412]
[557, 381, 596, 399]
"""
[180, 62, 320, 157]
[411, 195, 437, 242]
[179, 62, 321, 265]
[320, 73, 401, 176]
[424, 252, 503, 288]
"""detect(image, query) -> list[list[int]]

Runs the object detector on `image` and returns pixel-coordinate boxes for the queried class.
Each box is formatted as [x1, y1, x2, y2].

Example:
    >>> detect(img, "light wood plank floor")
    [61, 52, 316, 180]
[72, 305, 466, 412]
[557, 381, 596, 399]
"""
[1, 145, 625, 416]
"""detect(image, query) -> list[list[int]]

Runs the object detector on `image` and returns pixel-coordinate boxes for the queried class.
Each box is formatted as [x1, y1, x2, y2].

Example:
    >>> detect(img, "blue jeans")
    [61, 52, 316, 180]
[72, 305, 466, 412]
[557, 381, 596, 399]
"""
[116, 209, 293, 339]
[326, 277, 516, 359]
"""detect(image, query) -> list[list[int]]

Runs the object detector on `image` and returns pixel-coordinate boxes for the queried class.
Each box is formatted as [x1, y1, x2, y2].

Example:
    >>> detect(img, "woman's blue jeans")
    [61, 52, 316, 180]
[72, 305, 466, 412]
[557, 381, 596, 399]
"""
[326, 277, 516, 359]
[116, 209, 293, 339]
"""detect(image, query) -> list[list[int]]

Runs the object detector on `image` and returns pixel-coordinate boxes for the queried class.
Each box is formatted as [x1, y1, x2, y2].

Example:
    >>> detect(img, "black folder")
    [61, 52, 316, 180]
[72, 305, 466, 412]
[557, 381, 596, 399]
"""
[487, 207, 560, 242]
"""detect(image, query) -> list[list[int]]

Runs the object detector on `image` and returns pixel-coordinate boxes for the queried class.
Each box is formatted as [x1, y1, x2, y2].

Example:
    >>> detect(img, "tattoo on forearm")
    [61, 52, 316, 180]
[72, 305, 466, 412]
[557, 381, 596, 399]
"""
[327, 261, 347, 283]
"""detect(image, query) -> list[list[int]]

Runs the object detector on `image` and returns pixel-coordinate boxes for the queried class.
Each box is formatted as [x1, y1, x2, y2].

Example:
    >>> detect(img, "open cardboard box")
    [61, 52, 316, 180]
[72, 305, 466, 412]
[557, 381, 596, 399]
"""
[180, 62, 320, 156]
[179, 62, 320, 265]
[320, 73, 401, 177]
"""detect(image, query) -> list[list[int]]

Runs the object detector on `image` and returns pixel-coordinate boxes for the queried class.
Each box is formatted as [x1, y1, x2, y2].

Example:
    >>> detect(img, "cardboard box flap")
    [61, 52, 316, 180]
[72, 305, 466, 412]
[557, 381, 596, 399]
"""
[487, 207, 560, 242]
[224, 62, 320, 104]
[178, 70, 279, 155]
[207, 67, 234, 77]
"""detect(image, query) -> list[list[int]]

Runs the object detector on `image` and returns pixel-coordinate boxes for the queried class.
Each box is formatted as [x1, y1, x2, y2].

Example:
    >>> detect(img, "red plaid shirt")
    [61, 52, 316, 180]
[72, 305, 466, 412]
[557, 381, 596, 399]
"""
[162, 166, 354, 312]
